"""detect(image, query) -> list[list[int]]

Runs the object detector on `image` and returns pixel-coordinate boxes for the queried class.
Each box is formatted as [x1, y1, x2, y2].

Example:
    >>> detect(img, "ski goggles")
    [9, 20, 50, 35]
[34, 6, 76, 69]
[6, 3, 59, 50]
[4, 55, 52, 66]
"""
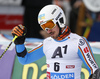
[40, 20, 56, 31]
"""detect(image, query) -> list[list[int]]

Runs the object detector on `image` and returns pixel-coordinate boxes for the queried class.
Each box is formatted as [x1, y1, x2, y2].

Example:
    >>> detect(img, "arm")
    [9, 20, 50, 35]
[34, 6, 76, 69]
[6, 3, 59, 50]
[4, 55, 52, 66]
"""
[16, 43, 45, 65]
[77, 37, 99, 78]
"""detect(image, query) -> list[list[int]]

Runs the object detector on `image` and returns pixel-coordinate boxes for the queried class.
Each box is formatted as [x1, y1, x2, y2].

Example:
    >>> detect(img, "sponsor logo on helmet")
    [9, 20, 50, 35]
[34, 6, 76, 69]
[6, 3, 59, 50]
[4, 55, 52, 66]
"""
[40, 21, 44, 24]
[38, 14, 45, 21]
[51, 8, 57, 14]
[56, 12, 62, 20]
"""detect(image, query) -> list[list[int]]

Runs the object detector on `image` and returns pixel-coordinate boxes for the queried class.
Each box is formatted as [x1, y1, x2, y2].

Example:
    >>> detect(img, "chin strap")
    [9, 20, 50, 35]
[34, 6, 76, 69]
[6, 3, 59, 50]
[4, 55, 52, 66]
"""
[57, 26, 71, 40]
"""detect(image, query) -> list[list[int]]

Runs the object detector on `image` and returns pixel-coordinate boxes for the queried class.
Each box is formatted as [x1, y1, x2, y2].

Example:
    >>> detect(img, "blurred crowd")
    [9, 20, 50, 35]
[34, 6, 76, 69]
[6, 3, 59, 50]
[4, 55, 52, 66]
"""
[0, 0, 100, 41]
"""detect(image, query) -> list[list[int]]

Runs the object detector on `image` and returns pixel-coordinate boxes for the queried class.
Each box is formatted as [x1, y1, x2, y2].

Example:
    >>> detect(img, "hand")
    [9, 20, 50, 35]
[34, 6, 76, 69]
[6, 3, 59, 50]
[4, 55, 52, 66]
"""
[92, 68, 100, 79]
[88, 74, 93, 79]
[11, 24, 27, 44]
[89, 68, 100, 79]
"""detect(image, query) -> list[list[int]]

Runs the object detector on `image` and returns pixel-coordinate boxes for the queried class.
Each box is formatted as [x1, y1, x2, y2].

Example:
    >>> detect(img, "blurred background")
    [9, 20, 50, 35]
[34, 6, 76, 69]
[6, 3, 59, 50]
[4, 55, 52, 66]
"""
[0, 0, 100, 79]
[0, 0, 100, 41]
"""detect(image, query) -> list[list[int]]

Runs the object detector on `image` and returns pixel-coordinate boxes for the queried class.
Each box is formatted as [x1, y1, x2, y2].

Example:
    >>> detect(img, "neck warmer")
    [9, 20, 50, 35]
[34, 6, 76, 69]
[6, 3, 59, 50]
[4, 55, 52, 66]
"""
[57, 26, 71, 41]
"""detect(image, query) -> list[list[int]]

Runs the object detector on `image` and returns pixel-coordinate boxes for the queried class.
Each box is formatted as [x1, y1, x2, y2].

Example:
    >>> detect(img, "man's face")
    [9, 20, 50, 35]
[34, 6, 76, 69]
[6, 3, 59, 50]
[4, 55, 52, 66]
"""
[46, 24, 60, 39]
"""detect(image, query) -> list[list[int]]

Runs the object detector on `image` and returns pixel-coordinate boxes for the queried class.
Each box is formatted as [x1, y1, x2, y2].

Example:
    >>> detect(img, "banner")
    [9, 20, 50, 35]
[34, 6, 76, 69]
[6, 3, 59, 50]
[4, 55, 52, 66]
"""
[0, 34, 16, 79]
[0, 0, 22, 5]
[12, 55, 46, 79]
[0, 6, 24, 30]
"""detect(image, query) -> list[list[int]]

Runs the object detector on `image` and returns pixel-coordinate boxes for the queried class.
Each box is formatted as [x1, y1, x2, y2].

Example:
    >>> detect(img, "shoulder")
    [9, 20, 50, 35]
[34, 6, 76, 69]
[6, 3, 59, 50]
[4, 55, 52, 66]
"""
[72, 33, 89, 46]
[70, 33, 82, 40]
[70, 33, 88, 45]
[43, 37, 54, 45]
[43, 37, 53, 42]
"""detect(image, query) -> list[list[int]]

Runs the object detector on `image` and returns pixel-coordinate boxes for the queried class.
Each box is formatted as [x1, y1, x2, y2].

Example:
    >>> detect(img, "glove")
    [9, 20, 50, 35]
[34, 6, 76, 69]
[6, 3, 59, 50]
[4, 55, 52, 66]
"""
[89, 68, 100, 79]
[11, 24, 27, 44]
[92, 68, 100, 79]
[89, 74, 93, 79]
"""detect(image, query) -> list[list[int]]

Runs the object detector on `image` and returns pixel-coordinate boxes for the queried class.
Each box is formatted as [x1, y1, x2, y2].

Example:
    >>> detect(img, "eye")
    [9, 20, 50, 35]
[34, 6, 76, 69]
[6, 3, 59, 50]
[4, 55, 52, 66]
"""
[45, 28, 49, 31]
